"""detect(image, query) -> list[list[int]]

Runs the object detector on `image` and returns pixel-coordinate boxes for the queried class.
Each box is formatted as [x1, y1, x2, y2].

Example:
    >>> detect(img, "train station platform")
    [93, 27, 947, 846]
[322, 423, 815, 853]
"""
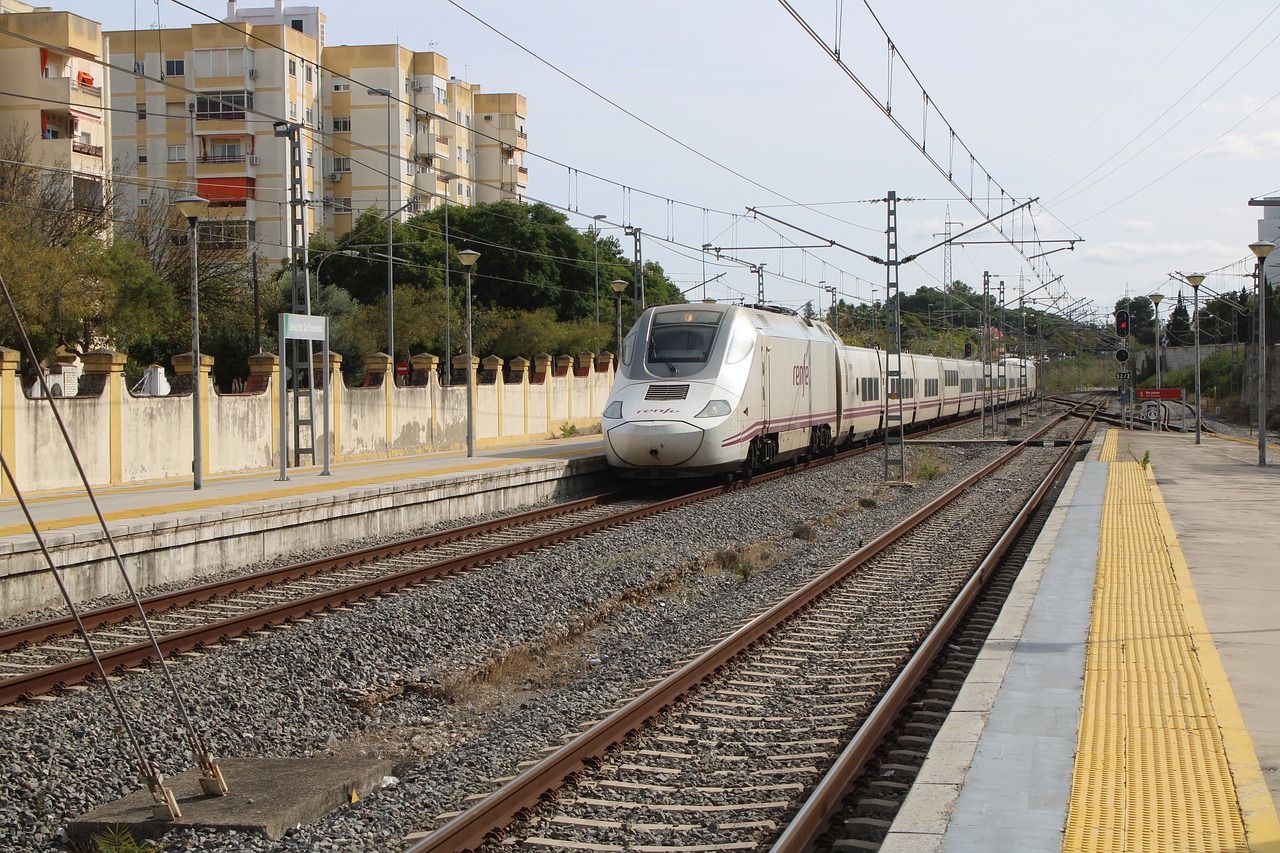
[0, 435, 608, 619]
[883, 429, 1280, 852]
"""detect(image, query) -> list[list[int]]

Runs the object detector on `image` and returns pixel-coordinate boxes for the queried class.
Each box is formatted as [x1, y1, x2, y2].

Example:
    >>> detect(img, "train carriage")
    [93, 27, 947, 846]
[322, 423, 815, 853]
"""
[603, 303, 1038, 479]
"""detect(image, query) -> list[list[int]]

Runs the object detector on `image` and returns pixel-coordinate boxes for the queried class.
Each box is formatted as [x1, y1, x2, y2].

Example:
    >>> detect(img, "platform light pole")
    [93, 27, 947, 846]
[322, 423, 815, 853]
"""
[610, 279, 628, 353]
[175, 194, 210, 490]
[439, 172, 460, 384]
[1150, 292, 1164, 389]
[1187, 274, 1205, 444]
[1250, 240, 1275, 465]
[367, 86, 395, 367]
[458, 249, 480, 457]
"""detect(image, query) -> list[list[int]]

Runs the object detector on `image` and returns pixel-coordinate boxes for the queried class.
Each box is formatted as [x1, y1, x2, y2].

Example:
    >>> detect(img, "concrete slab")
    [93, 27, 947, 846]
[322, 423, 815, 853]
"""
[67, 757, 394, 843]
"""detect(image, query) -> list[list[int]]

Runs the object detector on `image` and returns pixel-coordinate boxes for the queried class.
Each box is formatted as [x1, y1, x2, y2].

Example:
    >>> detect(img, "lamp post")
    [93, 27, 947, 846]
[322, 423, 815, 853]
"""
[825, 285, 838, 335]
[1250, 240, 1275, 465]
[457, 249, 480, 457]
[592, 214, 607, 327]
[1150, 292, 1164, 389]
[439, 172, 460, 384]
[610, 279, 628, 353]
[1187, 273, 1205, 444]
[367, 87, 395, 368]
[174, 194, 209, 490]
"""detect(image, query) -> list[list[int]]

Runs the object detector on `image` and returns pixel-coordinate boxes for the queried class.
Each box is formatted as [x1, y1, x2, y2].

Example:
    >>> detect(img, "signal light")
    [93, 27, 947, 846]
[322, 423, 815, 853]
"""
[1115, 308, 1130, 337]
[964, 341, 973, 358]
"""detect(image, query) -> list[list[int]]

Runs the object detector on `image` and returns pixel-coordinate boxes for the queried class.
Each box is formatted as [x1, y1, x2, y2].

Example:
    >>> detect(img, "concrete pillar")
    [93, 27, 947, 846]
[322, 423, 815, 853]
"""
[535, 353, 553, 432]
[0, 347, 19, 497]
[482, 355, 504, 439]
[83, 350, 129, 485]
[366, 353, 393, 452]
[172, 351, 213, 484]
[313, 351, 343, 459]
[410, 353, 439, 388]
[509, 357, 530, 439]
[557, 355, 575, 423]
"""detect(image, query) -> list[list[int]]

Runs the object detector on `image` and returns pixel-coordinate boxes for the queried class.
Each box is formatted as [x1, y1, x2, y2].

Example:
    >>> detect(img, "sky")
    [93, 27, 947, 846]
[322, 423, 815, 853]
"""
[52, 0, 1280, 324]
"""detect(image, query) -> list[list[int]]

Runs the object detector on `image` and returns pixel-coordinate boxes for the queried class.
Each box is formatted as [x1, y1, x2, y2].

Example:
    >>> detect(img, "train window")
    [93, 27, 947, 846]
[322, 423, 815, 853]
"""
[860, 377, 879, 401]
[925, 378, 939, 397]
[725, 330, 753, 364]
[647, 314, 720, 369]
[945, 369, 959, 386]
[620, 330, 635, 366]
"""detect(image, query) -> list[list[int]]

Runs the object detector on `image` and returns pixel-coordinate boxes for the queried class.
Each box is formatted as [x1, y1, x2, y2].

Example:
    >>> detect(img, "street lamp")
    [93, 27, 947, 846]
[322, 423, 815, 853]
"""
[825, 285, 838, 335]
[367, 87, 395, 368]
[1150, 293, 1164, 390]
[439, 172, 460, 384]
[610, 279, 628, 353]
[457, 248, 480, 457]
[1250, 240, 1275, 465]
[1186, 273, 1205, 444]
[174, 194, 209, 490]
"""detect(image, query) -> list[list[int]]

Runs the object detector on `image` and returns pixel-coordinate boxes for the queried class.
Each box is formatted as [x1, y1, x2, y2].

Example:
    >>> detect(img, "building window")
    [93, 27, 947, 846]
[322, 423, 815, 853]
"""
[136, 103, 146, 120]
[332, 157, 351, 173]
[193, 48, 250, 78]
[136, 146, 147, 164]
[290, 18, 303, 31]
[332, 116, 351, 133]
[289, 101, 297, 119]
[133, 61, 145, 76]
[305, 107, 314, 126]
[197, 220, 254, 248]
[435, 86, 446, 102]
[332, 197, 352, 213]
[165, 59, 185, 77]
[194, 90, 252, 120]
[202, 140, 244, 163]
[333, 82, 350, 92]
[167, 145, 186, 162]
[288, 59, 297, 76]
[139, 197, 149, 207]
[305, 65, 313, 83]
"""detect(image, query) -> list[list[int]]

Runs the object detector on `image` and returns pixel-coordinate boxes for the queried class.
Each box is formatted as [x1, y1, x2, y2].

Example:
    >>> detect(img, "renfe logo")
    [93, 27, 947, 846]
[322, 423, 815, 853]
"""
[792, 365, 810, 386]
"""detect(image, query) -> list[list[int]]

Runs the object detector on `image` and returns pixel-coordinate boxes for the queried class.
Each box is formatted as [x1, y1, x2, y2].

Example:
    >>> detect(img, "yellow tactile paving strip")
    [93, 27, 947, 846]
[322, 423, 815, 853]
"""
[1063, 454, 1280, 852]
[1098, 428, 1119, 462]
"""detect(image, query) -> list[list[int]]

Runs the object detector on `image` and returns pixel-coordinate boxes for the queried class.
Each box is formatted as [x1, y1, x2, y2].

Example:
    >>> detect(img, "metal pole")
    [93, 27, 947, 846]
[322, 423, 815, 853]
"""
[1259, 257, 1269, 465]
[465, 264, 474, 458]
[385, 95, 394, 368]
[444, 198, 450, 385]
[1193, 281, 1202, 444]
[616, 293, 623, 352]
[188, 215, 202, 490]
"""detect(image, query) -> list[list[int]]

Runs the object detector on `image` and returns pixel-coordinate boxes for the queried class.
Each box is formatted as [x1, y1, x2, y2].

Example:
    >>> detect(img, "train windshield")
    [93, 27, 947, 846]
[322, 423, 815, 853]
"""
[645, 310, 722, 376]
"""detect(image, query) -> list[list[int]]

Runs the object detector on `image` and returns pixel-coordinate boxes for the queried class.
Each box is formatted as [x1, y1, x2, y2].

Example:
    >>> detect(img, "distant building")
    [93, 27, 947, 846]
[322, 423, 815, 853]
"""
[103, 1, 527, 261]
[0, 1, 111, 215]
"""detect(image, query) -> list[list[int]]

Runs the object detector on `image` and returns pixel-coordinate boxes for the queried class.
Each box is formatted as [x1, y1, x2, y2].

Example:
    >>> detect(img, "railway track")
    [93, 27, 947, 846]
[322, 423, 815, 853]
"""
[404, 401, 1098, 852]
[0, 412, 985, 707]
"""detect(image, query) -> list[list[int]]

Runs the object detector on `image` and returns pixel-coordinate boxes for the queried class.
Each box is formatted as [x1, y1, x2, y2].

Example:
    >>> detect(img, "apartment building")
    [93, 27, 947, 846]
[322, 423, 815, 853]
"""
[0, 0, 110, 212]
[105, 1, 527, 262]
[106, 6, 325, 258]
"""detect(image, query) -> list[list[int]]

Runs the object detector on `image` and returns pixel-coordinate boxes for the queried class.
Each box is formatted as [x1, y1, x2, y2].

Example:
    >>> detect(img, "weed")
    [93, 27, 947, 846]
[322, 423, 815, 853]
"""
[791, 523, 817, 541]
[81, 827, 169, 853]
[910, 448, 949, 482]
[1141, 450, 1150, 469]
[711, 545, 754, 581]
[558, 422, 579, 438]
[858, 496, 877, 509]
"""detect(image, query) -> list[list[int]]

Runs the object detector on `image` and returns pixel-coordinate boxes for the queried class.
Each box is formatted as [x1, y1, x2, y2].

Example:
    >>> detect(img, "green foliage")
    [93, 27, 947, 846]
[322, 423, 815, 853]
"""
[1142, 451, 1150, 469]
[558, 422, 579, 438]
[86, 826, 168, 852]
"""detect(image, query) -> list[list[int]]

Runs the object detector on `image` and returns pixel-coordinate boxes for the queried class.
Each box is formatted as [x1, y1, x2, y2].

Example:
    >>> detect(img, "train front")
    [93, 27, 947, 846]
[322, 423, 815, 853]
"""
[602, 304, 754, 478]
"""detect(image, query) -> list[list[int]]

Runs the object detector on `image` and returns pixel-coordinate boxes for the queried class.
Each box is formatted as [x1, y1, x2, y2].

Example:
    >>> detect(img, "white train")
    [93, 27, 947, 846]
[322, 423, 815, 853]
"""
[602, 303, 1036, 479]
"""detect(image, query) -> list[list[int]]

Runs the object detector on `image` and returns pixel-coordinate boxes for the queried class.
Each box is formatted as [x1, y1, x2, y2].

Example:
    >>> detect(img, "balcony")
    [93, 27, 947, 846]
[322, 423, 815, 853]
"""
[198, 154, 246, 164]
[72, 141, 103, 158]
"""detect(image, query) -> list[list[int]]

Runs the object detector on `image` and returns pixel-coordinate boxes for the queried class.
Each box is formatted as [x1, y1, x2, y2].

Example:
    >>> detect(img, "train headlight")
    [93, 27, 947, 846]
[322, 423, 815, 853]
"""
[695, 399, 731, 418]
[603, 400, 623, 419]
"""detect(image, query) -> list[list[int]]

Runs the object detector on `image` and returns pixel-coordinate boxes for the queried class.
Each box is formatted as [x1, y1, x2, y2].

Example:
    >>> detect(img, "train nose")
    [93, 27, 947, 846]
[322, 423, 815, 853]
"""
[605, 421, 705, 467]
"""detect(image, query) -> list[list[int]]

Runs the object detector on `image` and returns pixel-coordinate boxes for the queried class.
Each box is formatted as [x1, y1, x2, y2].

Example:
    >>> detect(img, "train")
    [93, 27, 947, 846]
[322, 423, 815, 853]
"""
[602, 302, 1037, 479]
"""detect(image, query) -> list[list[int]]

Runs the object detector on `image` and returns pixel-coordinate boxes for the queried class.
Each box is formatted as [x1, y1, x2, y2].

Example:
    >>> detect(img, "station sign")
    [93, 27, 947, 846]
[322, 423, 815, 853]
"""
[1135, 388, 1183, 400]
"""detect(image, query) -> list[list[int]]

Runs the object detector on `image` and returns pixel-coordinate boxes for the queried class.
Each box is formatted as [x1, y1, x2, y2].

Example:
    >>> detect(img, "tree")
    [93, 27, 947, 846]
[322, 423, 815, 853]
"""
[1165, 294, 1192, 346]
